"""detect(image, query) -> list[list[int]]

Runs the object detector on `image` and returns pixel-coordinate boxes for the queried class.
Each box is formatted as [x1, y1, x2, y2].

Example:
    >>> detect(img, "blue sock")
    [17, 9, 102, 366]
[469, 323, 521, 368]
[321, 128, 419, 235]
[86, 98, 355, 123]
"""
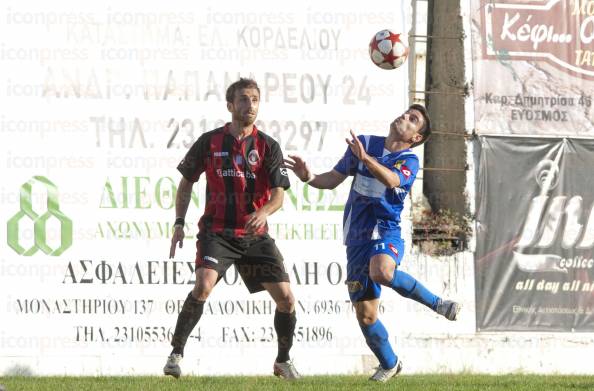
[359, 319, 397, 370]
[391, 270, 440, 310]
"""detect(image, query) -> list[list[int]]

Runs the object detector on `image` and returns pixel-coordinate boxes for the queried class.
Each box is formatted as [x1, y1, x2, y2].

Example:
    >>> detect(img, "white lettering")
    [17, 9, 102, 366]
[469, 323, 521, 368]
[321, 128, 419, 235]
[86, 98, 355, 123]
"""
[537, 196, 567, 248]
[563, 196, 584, 248]
[517, 195, 594, 250]
[501, 12, 520, 40]
[498, 12, 573, 50]
[216, 168, 256, 179]
[580, 16, 594, 44]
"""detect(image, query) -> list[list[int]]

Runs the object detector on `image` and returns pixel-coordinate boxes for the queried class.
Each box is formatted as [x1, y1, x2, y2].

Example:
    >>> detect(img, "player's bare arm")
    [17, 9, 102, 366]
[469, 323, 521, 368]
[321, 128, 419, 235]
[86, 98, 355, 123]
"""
[284, 155, 347, 190]
[245, 187, 284, 233]
[169, 177, 194, 258]
[346, 130, 401, 189]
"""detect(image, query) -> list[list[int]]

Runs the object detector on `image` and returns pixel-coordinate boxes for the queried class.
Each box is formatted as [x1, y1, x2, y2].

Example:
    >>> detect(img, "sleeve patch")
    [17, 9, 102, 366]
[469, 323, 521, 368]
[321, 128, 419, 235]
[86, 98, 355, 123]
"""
[400, 165, 411, 179]
[393, 160, 405, 170]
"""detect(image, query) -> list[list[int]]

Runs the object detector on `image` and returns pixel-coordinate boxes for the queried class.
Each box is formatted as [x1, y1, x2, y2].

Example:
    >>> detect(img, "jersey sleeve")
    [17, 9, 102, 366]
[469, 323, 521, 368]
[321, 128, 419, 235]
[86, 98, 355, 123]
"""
[177, 134, 209, 182]
[264, 139, 291, 190]
[333, 135, 366, 176]
[391, 155, 419, 188]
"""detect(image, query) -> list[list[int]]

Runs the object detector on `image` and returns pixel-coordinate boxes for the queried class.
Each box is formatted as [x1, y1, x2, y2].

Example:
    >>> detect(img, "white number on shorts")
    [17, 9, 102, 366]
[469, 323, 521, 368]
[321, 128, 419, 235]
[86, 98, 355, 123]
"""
[374, 243, 385, 251]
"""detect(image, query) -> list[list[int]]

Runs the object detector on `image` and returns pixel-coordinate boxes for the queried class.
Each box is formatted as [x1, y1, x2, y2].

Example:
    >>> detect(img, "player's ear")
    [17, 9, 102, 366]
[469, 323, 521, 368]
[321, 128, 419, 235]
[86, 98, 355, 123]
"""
[226, 101, 233, 113]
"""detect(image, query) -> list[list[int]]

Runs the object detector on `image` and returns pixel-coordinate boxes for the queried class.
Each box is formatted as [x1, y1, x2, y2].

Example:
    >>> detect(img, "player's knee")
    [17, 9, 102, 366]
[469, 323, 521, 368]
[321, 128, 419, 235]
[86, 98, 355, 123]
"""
[369, 269, 392, 286]
[357, 312, 377, 326]
[193, 268, 218, 300]
[275, 292, 295, 312]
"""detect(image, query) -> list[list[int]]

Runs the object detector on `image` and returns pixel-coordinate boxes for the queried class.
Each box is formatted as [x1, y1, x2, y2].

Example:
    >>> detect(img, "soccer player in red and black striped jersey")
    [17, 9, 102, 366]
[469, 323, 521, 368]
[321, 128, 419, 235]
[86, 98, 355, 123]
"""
[163, 78, 300, 380]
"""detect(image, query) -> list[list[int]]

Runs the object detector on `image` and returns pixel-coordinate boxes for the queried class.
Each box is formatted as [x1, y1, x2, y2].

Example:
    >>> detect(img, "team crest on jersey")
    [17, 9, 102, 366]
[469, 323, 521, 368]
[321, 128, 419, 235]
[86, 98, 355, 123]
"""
[346, 280, 363, 293]
[248, 149, 260, 166]
[393, 160, 411, 179]
[393, 160, 405, 170]
[388, 243, 399, 257]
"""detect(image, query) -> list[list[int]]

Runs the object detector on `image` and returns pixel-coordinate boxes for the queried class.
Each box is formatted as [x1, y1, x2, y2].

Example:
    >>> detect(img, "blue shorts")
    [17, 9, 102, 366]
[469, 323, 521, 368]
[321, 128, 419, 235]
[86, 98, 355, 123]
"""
[345, 238, 404, 302]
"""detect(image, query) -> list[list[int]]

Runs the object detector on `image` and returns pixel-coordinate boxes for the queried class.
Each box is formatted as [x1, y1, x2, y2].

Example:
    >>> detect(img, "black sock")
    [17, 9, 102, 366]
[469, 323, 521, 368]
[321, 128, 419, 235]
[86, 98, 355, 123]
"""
[170, 292, 204, 356]
[274, 310, 296, 363]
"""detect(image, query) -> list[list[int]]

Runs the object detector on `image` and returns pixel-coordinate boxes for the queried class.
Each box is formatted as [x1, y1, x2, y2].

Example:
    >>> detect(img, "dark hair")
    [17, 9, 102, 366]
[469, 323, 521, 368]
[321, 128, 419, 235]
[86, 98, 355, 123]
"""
[409, 103, 431, 148]
[225, 78, 260, 103]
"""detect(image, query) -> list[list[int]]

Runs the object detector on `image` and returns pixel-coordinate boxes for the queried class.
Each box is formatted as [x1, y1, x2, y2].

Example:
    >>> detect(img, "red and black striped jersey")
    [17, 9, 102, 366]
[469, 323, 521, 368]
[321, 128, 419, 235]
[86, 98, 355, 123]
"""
[177, 123, 290, 237]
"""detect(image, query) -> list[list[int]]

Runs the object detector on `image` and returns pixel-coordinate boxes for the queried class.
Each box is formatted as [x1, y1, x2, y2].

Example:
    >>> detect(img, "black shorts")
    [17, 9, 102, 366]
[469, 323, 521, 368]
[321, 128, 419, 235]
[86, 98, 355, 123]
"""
[195, 231, 290, 293]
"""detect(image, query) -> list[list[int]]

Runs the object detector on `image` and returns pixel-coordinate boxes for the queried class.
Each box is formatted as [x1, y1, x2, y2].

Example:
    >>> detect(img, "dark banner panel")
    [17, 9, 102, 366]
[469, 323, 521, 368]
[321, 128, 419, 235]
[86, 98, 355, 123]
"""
[475, 136, 594, 331]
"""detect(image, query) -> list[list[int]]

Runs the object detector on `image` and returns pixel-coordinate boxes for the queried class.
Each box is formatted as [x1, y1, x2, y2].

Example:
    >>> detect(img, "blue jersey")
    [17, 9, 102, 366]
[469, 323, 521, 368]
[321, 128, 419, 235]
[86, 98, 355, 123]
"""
[333, 135, 419, 246]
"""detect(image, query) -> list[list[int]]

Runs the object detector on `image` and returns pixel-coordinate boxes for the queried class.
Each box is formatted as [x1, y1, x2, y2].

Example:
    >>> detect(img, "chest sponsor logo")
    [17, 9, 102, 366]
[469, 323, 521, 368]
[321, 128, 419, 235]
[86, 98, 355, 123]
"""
[353, 174, 385, 199]
[216, 169, 256, 179]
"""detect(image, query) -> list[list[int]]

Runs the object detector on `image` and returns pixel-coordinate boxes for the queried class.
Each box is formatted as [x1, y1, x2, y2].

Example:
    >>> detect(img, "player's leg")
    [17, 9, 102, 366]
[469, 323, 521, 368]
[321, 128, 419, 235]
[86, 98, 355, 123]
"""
[262, 281, 296, 363]
[242, 235, 299, 379]
[369, 253, 439, 310]
[164, 233, 237, 378]
[164, 267, 217, 378]
[354, 299, 401, 374]
[369, 239, 461, 320]
[169, 268, 217, 357]
[346, 244, 402, 382]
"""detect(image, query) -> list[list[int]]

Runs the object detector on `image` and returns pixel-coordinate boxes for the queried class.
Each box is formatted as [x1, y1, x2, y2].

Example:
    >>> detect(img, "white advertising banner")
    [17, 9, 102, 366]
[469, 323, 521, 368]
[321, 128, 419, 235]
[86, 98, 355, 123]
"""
[471, 0, 594, 136]
[0, 0, 414, 375]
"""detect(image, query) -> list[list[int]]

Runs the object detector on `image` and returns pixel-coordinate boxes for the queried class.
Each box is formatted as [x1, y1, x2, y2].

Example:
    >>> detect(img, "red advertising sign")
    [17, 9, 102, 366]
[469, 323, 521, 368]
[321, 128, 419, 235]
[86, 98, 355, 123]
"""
[481, 0, 594, 79]
[471, 0, 594, 136]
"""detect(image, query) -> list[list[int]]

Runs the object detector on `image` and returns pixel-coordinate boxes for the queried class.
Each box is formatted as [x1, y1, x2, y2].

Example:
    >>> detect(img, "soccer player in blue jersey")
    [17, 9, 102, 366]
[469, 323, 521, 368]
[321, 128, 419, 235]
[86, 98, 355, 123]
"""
[284, 104, 460, 382]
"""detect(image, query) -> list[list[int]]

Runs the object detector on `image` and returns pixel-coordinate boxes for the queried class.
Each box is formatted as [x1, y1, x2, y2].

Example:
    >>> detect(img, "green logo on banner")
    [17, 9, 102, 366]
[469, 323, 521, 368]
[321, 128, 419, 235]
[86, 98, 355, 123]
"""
[7, 176, 73, 256]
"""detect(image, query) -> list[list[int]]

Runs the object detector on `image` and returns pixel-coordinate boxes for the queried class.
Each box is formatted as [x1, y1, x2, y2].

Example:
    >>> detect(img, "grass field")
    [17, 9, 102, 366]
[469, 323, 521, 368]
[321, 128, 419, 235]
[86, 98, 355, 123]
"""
[1, 375, 594, 391]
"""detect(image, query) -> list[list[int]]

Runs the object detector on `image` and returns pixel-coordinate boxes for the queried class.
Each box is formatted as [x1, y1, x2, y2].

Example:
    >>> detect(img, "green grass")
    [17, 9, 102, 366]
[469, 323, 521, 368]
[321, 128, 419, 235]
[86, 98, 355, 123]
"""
[1, 375, 594, 391]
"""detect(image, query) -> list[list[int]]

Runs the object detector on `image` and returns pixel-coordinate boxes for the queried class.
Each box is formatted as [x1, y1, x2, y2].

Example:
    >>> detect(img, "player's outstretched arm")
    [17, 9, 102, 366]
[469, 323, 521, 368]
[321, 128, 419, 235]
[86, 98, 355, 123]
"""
[346, 130, 401, 189]
[169, 177, 194, 258]
[284, 155, 347, 190]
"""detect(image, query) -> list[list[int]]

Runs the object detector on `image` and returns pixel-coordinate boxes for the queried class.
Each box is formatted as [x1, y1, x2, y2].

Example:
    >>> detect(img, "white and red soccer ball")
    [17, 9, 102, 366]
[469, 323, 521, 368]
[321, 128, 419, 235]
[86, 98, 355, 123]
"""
[369, 29, 409, 70]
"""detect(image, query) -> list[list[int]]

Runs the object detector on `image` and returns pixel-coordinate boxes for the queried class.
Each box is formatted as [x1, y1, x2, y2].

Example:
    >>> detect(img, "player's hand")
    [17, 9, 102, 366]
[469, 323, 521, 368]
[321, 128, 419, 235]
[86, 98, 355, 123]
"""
[346, 130, 369, 162]
[169, 226, 184, 258]
[283, 155, 311, 182]
[245, 210, 268, 234]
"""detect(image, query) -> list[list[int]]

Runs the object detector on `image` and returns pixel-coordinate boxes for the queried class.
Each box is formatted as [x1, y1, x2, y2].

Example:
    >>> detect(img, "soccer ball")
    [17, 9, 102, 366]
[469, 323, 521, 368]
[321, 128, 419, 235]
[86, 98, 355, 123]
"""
[369, 29, 409, 70]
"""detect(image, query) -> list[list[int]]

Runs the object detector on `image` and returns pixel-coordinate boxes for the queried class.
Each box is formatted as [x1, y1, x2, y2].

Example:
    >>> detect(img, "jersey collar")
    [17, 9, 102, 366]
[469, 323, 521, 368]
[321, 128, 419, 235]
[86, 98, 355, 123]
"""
[224, 122, 259, 138]
[383, 146, 413, 158]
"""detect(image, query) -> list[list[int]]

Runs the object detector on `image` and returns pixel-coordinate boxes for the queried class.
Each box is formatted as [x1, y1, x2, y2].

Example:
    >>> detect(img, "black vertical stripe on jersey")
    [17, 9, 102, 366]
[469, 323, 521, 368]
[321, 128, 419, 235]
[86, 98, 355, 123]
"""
[200, 186, 213, 231]
[243, 136, 256, 214]
[222, 134, 237, 234]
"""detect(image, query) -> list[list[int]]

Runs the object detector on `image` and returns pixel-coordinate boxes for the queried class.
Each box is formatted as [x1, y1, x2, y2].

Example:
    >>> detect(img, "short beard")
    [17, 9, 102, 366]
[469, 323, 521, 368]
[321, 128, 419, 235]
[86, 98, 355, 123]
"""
[241, 118, 255, 127]
[233, 114, 256, 127]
